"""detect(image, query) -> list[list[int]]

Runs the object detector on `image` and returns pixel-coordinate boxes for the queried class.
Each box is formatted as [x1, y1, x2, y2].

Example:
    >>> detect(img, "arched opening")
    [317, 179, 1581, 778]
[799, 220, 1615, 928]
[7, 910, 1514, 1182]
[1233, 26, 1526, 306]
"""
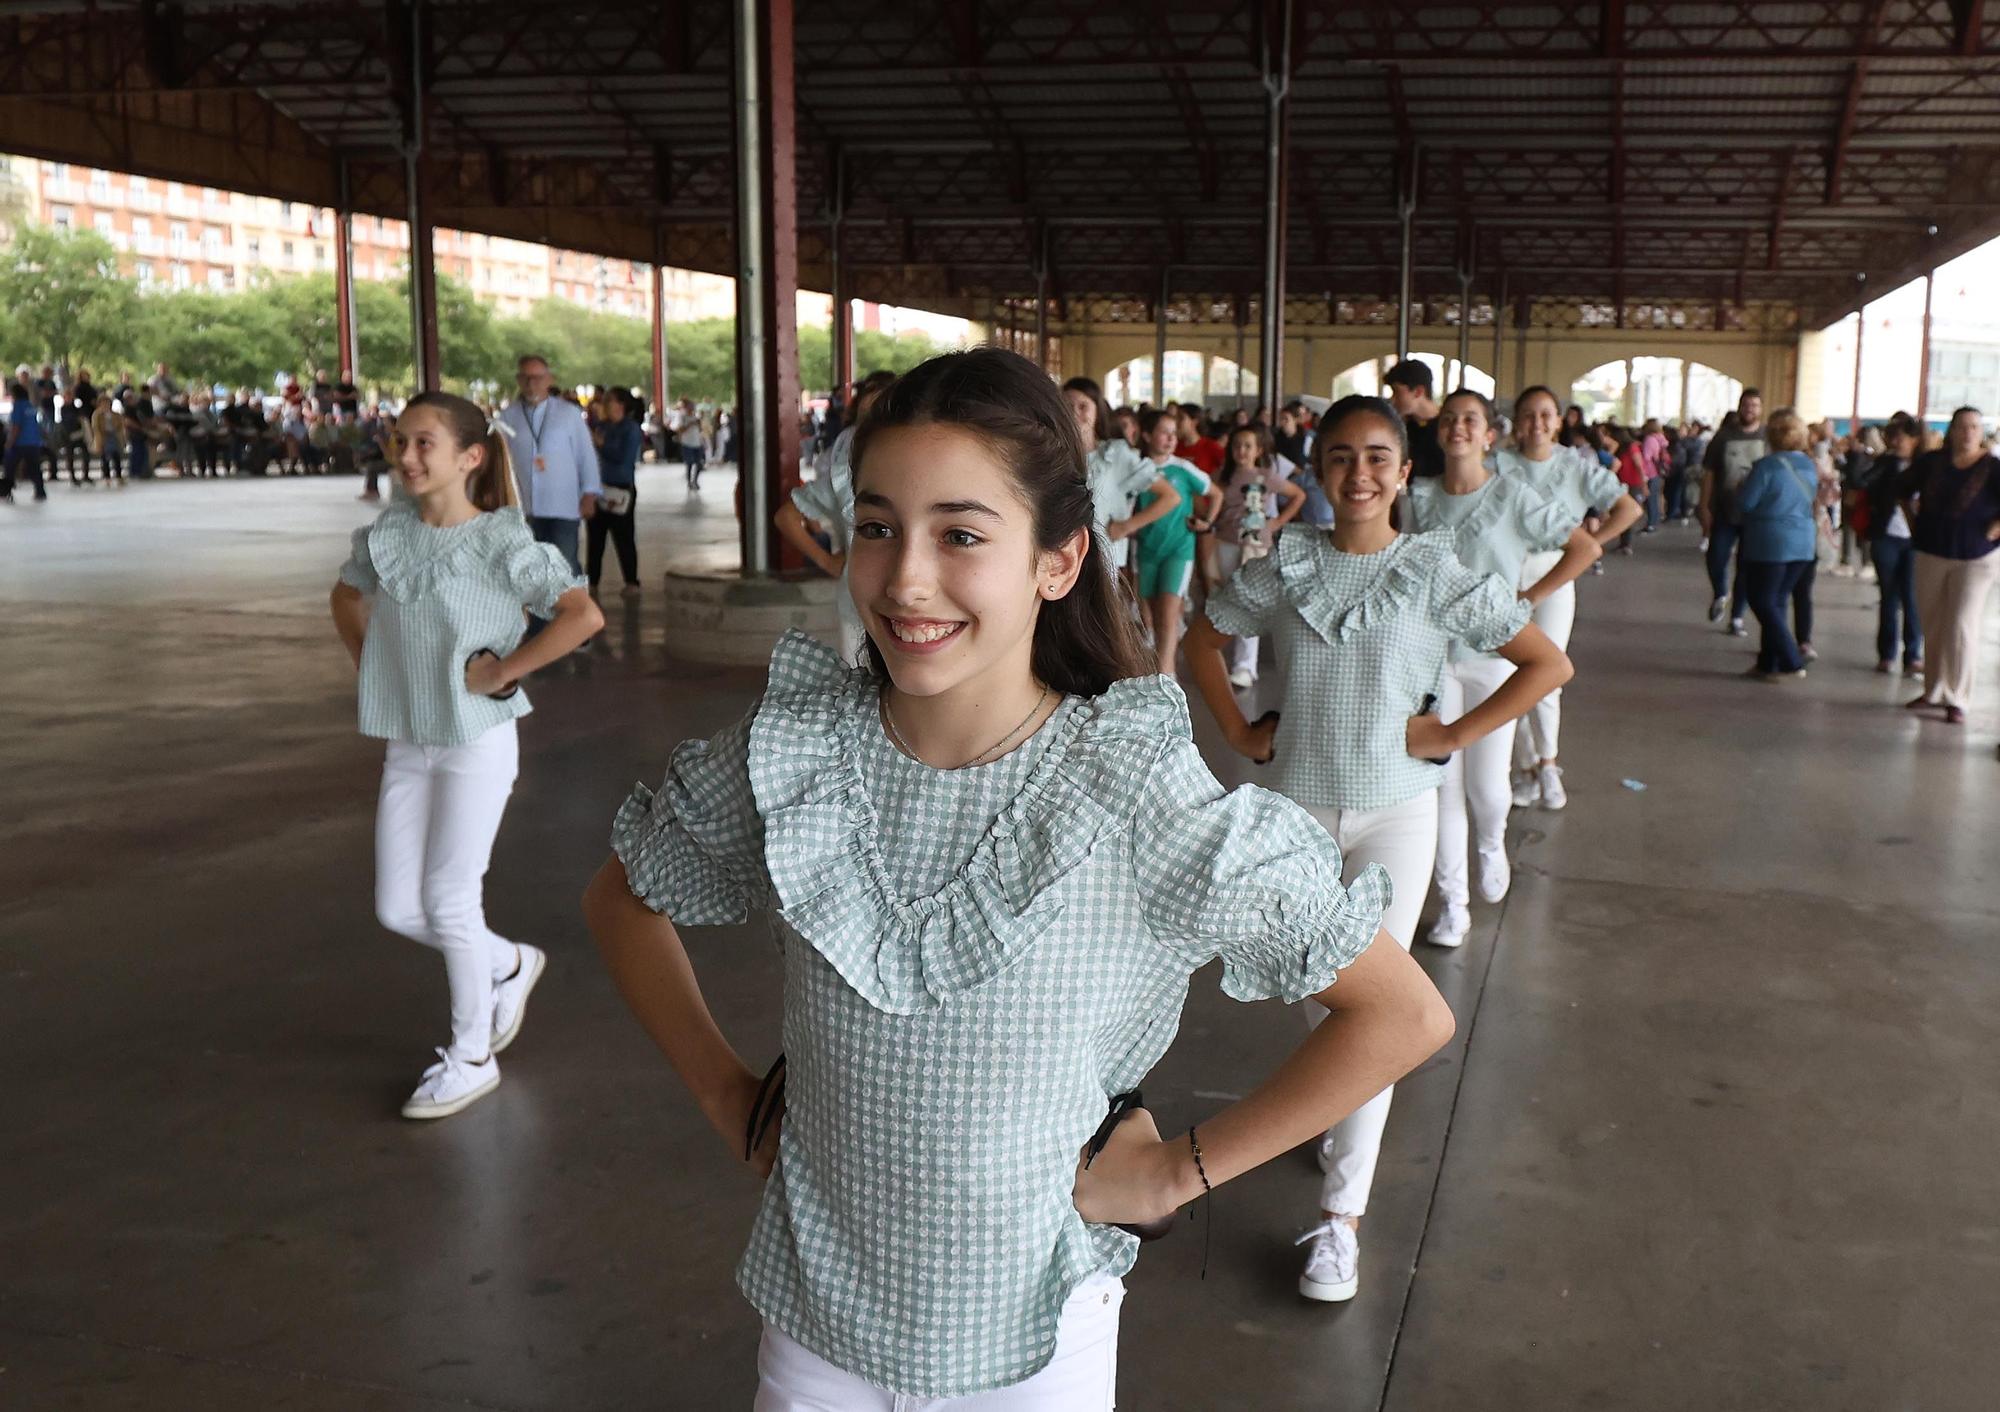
[1103, 352, 1258, 407]
[1330, 354, 1494, 401]
[1571, 358, 1742, 425]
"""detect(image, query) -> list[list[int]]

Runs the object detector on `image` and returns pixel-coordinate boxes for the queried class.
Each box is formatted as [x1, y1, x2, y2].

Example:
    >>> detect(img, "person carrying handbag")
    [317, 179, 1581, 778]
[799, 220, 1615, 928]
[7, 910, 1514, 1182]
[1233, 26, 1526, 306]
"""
[588, 387, 644, 598]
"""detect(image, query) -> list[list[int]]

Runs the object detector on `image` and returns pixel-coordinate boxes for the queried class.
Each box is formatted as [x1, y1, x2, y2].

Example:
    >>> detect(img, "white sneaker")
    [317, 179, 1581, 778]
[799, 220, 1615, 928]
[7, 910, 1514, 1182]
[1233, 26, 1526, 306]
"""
[400, 1048, 500, 1120]
[491, 943, 547, 1055]
[1729, 618, 1748, 637]
[1707, 595, 1727, 623]
[1511, 771, 1540, 809]
[1537, 763, 1567, 811]
[1426, 901, 1470, 948]
[1227, 667, 1255, 689]
[1296, 1218, 1360, 1302]
[1477, 845, 1512, 903]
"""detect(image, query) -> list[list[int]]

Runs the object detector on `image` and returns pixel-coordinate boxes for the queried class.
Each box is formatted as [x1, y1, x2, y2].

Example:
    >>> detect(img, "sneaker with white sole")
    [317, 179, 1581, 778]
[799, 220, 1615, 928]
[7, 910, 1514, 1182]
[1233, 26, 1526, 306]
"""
[1426, 901, 1470, 948]
[1537, 763, 1567, 811]
[1477, 845, 1511, 903]
[1729, 618, 1748, 637]
[491, 943, 546, 1055]
[401, 1048, 500, 1120]
[1511, 771, 1540, 809]
[1296, 1218, 1360, 1302]
[1707, 595, 1727, 623]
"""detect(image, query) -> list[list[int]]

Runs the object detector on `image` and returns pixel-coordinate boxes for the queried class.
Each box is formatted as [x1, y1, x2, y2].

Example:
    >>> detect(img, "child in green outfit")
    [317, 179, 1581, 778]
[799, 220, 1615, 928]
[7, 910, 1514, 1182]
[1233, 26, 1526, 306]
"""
[1133, 408, 1222, 677]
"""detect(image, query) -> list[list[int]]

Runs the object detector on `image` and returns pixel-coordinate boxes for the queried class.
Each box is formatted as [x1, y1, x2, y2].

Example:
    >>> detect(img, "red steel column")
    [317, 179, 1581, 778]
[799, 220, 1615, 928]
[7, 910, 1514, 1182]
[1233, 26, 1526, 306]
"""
[651, 226, 669, 415]
[732, 0, 801, 575]
[333, 160, 360, 383]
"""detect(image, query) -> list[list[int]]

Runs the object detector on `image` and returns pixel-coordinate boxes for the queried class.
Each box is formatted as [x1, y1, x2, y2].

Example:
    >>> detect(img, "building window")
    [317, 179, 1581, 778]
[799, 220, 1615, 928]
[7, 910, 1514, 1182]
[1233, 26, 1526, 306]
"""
[133, 216, 152, 236]
[94, 212, 115, 234]
[171, 262, 191, 289]
[51, 206, 73, 228]
[50, 161, 69, 179]
[90, 169, 110, 197]
[316, 243, 328, 265]
[247, 236, 260, 261]
[169, 222, 188, 251]
[282, 239, 295, 262]
[128, 173, 145, 191]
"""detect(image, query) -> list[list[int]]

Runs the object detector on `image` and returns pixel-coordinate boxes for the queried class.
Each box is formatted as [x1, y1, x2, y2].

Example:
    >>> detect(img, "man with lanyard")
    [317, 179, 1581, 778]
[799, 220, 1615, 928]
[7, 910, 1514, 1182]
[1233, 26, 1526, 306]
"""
[501, 354, 600, 620]
[1385, 360, 1445, 480]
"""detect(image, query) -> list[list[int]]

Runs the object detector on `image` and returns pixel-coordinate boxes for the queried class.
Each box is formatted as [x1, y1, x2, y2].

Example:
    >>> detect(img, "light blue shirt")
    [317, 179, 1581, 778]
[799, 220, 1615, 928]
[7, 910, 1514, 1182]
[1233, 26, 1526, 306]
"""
[1495, 445, 1623, 523]
[1736, 451, 1822, 563]
[610, 630, 1388, 1397]
[501, 395, 601, 519]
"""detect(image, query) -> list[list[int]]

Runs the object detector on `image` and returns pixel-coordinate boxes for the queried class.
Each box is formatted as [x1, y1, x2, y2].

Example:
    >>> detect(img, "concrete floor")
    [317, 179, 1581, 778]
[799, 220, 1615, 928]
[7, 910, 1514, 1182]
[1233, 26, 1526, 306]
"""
[3, 467, 1997, 1411]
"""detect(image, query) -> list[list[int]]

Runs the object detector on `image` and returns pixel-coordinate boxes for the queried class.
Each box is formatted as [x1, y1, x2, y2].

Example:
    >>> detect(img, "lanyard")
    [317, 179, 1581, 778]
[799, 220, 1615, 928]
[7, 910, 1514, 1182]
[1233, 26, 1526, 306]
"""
[523, 400, 550, 456]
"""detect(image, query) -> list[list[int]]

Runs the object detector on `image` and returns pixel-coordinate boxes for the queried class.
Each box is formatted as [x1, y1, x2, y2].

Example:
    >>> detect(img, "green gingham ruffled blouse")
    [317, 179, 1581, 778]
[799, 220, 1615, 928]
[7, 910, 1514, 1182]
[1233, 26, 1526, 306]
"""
[1203, 528, 1530, 813]
[338, 503, 581, 747]
[1407, 475, 1578, 662]
[609, 630, 1390, 1398]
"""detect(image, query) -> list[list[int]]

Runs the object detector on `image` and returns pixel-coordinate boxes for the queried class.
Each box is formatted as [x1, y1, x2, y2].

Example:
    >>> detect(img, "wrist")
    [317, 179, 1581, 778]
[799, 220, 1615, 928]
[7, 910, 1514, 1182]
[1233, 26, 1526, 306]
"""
[1158, 1134, 1204, 1212]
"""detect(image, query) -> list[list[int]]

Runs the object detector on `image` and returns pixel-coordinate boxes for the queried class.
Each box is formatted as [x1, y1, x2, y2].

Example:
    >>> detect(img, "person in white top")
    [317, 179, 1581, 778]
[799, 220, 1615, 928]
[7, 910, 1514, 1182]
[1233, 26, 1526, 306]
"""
[674, 397, 707, 489]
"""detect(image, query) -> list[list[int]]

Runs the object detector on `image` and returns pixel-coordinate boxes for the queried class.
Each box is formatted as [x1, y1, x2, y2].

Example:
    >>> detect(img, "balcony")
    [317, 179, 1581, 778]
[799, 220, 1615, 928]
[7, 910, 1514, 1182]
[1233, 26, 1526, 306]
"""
[166, 194, 199, 218]
[133, 234, 166, 257]
[46, 178, 81, 201]
[128, 191, 163, 213]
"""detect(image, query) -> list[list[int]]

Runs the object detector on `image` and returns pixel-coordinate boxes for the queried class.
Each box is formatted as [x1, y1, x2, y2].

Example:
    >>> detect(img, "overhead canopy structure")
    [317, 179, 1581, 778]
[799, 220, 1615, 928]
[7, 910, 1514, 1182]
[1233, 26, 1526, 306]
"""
[5, 0, 1998, 329]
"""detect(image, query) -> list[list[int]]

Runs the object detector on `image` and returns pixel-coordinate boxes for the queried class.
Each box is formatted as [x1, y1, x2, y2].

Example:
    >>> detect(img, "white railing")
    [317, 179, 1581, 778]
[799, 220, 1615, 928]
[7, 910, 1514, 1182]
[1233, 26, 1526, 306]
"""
[46, 178, 81, 201]
[166, 194, 199, 218]
[128, 191, 163, 213]
[133, 234, 166, 256]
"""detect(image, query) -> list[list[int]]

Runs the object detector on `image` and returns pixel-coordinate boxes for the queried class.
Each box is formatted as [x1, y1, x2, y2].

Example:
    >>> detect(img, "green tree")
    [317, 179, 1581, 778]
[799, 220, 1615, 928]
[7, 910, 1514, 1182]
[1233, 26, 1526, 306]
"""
[129, 287, 293, 390]
[261, 271, 413, 392]
[0, 225, 138, 367]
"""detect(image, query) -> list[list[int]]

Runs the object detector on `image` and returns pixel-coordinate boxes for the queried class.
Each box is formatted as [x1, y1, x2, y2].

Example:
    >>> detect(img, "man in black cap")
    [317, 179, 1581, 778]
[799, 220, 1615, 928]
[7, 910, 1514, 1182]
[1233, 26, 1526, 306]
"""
[1385, 358, 1445, 479]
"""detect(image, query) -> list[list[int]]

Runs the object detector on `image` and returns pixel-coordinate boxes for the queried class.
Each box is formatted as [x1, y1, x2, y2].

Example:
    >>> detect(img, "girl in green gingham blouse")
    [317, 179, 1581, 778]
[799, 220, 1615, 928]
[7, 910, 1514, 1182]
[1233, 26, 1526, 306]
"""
[585, 350, 1454, 1406]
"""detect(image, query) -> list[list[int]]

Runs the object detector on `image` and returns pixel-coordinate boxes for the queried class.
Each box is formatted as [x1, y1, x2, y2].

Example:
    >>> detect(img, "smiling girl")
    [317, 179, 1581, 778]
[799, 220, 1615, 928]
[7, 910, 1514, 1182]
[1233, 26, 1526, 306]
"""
[1183, 394, 1570, 1307]
[1407, 390, 1598, 946]
[1497, 387, 1641, 810]
[331, 392, 603, 1119]
[585, 351, 1454, 1409]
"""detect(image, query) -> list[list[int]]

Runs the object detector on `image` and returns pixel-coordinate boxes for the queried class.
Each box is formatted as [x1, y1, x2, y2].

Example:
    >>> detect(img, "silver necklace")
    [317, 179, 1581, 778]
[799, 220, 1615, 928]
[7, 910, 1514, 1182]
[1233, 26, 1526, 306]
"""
[881, 685, 1052, 770]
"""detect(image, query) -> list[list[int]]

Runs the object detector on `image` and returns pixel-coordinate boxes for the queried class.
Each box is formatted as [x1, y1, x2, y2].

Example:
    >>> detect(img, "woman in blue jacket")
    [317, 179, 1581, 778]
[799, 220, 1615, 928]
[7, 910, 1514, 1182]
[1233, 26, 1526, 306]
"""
[1735, 409, 1824, 680]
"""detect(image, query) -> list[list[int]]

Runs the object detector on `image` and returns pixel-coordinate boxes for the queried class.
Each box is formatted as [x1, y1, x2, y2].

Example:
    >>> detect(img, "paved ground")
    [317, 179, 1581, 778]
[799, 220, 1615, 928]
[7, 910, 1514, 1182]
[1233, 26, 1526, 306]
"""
[3, 466, 1996, 1410]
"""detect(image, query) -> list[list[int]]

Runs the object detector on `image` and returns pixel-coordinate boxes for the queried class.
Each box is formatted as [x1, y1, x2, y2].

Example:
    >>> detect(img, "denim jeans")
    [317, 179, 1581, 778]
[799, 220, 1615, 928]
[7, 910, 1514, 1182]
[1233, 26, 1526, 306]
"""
[1744, 559, 1813, 673]
[527, 515, 581, 634]
[1871, 535, 1922, 666]
[1706, 521, 1748, 619]
[1792, 558, 1817, 648]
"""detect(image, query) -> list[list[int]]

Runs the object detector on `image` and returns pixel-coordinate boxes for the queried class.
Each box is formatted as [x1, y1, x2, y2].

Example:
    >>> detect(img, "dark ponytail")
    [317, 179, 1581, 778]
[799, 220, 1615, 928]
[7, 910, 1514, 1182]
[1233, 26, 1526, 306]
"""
[850, 347, 1151, 697]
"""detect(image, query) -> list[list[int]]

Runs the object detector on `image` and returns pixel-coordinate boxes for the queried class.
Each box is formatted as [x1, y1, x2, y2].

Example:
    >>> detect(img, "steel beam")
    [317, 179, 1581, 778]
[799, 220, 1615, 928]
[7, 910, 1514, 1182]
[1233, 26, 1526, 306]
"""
[333, 158, 360, 384]
[1917, 270, 1935, 423]
[1154, 268, 1169, 406]
[732, 0, 801, 577]
[829, 152, 852, 396]
[408, 154, 440, 391]
[1396, 150, 1420, 360]
[1258, 0, 1292, 408]
[651, 225, 669, 414]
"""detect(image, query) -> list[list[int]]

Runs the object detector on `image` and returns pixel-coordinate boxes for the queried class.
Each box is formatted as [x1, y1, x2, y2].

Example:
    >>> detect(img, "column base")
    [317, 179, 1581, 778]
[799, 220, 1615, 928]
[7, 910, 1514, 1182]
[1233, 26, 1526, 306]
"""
[660, 569, 839, 667]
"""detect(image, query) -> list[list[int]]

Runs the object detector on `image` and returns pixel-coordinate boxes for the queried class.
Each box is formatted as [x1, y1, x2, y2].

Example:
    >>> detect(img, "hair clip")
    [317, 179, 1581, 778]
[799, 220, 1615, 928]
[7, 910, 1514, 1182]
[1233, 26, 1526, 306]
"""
[488, 417, 517, 440]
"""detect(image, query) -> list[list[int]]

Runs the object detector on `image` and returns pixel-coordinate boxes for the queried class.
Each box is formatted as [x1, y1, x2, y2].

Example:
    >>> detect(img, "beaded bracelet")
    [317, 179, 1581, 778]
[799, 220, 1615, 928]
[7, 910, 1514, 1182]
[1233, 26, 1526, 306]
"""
[1187, 1126, 1212, 1194]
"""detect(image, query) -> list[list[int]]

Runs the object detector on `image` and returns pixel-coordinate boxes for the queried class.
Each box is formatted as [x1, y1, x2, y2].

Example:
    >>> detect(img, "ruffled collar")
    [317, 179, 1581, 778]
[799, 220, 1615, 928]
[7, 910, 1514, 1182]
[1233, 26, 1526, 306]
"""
[747, 631, 1186, 1014]
[367, 504, 525, 603]
[1411, 475, 1517, 554]
[1273, 528, 1447, 645]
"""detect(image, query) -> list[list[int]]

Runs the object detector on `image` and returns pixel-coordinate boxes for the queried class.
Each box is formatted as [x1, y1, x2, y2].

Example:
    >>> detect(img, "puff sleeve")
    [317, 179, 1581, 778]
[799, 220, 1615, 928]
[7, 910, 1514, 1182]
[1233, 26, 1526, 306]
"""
[1201, 550, 1284, 640]
[504, 537, 585, 619]
[1429, 554, 1531, 655]
[1132, 738, 1389, 1002]
[610, 708, 773, 924]
[338, 525, 378, 594]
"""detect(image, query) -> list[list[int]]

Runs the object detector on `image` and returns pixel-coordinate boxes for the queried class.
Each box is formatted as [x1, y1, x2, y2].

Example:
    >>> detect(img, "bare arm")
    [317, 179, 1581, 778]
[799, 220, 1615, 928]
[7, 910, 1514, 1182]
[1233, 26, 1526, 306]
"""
[466, 586, 605, 694]
[330, 581, 370, 667]
[1594, 493, 1644, 546]
[775, 500, 846, 580]
[1073, 931, 1454, 1223]
[1407, 622, 1571, 762]
[582, 858, 775, 1173]
[1182, 615, 1274, 761]
[1108, 476, 1180, 541]
[1523, 525, 1602, 604]
[1269, 477, 1308, 530]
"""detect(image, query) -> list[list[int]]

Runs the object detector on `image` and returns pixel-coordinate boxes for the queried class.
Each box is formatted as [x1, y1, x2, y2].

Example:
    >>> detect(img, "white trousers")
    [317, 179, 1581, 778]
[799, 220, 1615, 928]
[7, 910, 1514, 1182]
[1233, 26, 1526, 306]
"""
[1435, 655, 1518, 911]
[1209, 541, 1261, 677]
[1514, 557, 1576, 767]
[754, 1276, 1125, 1412]
[1913, 550, 2000, 709]
[1299, 791, 1439, 1217]
[374, 721, 520, 1061]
